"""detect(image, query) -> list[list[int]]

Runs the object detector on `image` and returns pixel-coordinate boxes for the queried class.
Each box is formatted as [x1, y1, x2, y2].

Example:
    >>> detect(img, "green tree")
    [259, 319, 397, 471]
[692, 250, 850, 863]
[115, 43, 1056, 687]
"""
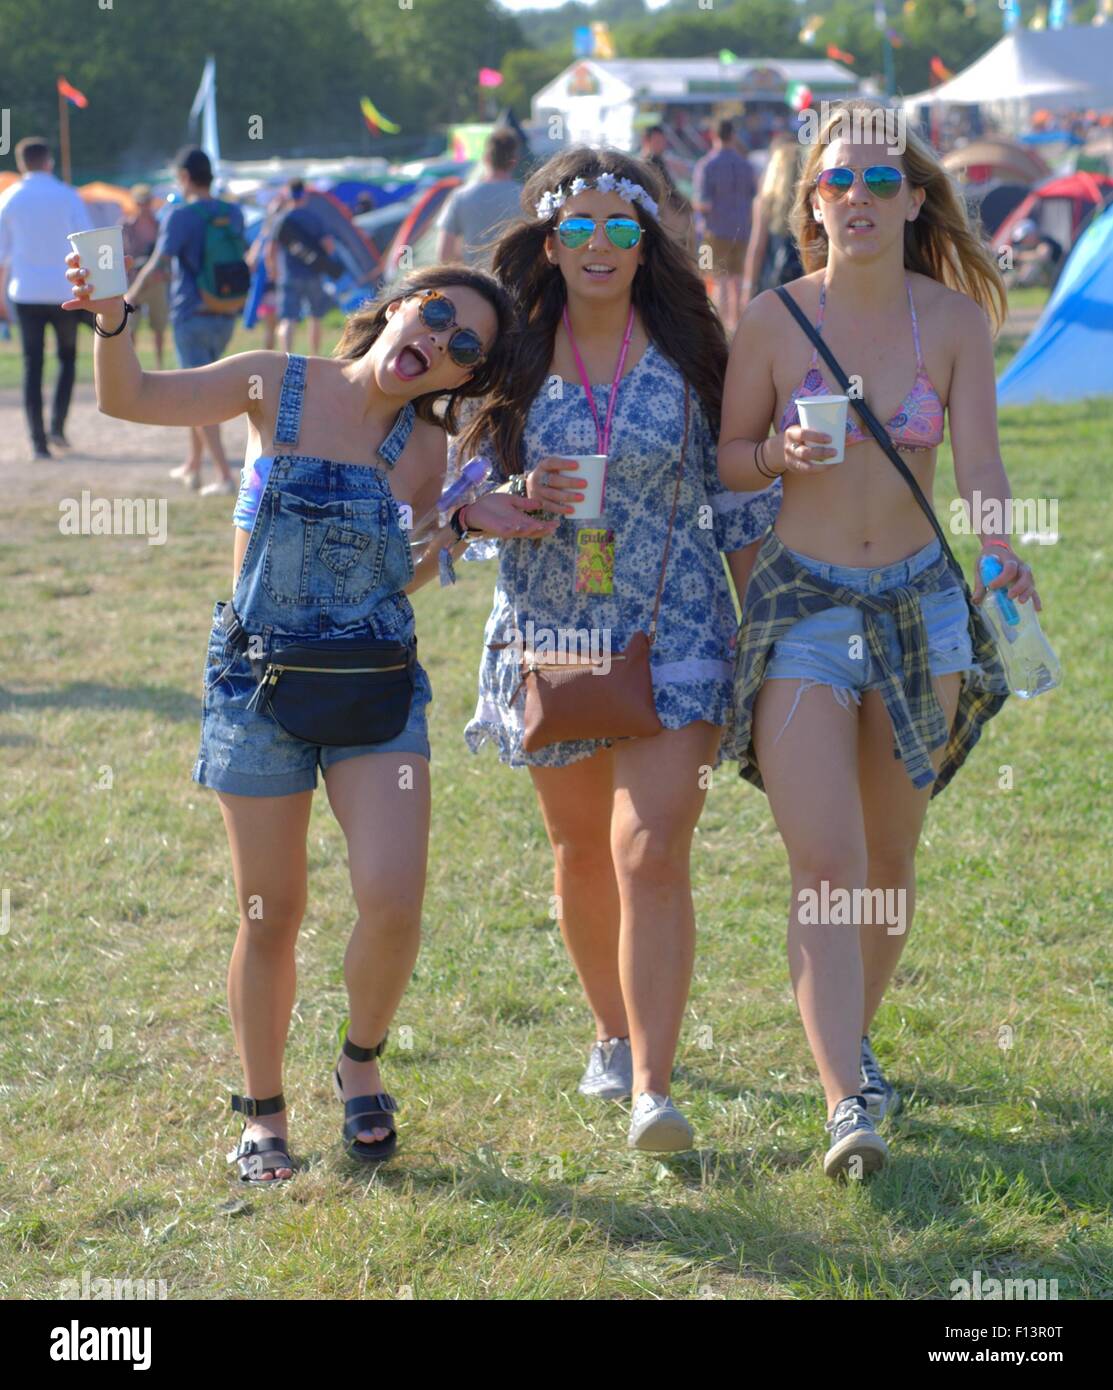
[341, 0, 524, 129]
[498, 48, 573, 123]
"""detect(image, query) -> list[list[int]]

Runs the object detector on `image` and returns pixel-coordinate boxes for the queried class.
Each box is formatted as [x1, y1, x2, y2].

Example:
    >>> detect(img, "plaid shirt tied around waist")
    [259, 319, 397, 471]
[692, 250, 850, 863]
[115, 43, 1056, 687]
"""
[733, 532, 1009, 797]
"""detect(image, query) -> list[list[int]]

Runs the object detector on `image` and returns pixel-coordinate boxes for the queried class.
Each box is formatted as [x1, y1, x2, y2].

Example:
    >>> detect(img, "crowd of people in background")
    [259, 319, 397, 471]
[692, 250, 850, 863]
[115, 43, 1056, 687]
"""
[2, 97, 1107, 471]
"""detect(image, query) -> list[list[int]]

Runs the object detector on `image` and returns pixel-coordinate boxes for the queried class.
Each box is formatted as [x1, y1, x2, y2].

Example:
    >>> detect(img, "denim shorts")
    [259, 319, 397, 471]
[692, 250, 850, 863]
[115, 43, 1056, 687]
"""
[277, 276, 331, 322]
[764, 538, 973, 704]
[192, 601, 432, 797]
[173, 313, 236, 369]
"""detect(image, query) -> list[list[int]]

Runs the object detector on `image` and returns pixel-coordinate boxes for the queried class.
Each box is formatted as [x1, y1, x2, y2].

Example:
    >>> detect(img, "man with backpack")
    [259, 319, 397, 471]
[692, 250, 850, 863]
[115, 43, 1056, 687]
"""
[270, 179, 338, 356]
[127, 146, 248, 494]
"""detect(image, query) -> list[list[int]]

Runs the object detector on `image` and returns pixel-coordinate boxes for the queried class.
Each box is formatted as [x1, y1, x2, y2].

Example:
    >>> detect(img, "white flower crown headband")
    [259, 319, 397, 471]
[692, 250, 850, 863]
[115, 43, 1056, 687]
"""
[534, 173, 659, 222]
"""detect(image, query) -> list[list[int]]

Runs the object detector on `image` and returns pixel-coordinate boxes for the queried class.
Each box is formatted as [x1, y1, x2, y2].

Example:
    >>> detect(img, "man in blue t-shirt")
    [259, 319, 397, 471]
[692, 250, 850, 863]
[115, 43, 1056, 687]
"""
[127, 146, 242, 494]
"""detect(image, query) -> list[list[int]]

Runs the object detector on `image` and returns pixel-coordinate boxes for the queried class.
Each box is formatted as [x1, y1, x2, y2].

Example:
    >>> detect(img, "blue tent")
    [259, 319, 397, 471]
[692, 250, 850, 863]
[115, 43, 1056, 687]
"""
[997, 204, 1113, 406]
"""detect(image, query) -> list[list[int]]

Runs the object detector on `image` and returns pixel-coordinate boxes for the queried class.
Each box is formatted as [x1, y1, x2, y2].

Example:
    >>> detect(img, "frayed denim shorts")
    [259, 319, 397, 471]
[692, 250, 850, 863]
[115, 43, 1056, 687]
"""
[193, 600, 432, 798]
[763, 538, 973, 716]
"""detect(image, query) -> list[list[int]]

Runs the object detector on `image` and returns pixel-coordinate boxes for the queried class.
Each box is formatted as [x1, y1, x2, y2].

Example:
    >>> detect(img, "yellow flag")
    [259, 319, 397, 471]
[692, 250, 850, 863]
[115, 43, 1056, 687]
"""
[360, 96, 401, 135]
[592, 21, 614, 59]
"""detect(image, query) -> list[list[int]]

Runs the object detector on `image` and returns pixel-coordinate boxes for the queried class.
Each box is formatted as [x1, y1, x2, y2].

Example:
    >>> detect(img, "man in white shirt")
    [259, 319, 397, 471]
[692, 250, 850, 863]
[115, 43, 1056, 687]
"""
[0, 136, 93, 459]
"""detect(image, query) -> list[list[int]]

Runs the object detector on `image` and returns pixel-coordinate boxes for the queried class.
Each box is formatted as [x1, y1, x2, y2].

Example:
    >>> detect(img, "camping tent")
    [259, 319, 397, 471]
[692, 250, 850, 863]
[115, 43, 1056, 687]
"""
[991, 171, 1113, 254]
[942, 138, 1050, 186]
[902, 26, 1113, 124]
[997, 202, 1113, 406]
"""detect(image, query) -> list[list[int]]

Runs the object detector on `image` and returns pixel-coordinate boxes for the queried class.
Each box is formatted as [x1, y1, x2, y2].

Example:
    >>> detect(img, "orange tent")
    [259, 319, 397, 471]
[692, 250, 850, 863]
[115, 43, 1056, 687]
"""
[77, 181, 153, 218]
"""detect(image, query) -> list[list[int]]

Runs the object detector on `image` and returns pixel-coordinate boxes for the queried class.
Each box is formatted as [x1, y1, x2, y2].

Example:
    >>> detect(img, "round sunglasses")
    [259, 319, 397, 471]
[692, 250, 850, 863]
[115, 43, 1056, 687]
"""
[414, 290, 486, 368]
[814, 165, 906, 203]
[556, 216, 643, 250]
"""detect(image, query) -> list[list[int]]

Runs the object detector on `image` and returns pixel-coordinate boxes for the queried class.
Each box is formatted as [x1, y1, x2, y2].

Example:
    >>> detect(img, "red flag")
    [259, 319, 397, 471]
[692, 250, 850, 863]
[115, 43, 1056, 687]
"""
[826, 43, 856, 65]
[930, 55, 954, 82]
[57, 76, 88, 108]
[478, 68, 503, 88]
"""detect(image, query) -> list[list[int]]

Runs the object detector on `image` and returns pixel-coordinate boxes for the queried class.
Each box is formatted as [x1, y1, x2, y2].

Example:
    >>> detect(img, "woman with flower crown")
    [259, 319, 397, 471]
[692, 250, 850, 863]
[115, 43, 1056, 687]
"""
[449, 148, 781, 1151]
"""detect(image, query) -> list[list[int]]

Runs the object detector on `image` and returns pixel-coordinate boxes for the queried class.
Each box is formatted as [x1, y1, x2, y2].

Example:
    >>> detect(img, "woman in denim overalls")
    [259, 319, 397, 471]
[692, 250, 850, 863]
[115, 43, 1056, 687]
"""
[64, 256, 552, 1182]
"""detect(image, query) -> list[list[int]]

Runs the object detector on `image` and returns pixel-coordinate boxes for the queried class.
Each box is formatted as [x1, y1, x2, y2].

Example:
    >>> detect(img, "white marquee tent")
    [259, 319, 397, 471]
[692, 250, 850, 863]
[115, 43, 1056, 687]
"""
[532, 57, 858, 151]
[902, 25, 1113, 118]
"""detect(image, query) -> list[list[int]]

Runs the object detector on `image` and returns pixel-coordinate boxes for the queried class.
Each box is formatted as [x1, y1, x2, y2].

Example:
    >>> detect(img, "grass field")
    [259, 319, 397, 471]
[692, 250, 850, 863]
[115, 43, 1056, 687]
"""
[0, 303, 1110, 1301]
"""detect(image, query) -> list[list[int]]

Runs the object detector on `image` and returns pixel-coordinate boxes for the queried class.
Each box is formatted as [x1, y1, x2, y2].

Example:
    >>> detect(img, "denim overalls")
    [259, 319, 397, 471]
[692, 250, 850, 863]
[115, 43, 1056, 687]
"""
[193, 354, 433, 796]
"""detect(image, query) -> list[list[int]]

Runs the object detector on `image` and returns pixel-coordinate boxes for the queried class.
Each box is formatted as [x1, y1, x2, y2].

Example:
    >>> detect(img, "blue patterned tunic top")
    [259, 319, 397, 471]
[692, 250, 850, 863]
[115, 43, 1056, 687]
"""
[451, 342, 782, 768]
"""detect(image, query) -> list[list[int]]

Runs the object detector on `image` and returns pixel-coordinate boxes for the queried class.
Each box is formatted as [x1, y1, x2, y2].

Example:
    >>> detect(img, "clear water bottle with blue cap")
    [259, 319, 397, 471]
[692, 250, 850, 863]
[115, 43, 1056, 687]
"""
[978, 553, 1061, 698]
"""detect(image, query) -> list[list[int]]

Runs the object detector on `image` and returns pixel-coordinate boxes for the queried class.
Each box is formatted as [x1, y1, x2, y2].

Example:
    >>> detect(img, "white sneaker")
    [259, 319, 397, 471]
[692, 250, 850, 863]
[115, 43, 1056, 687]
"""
[578, 1036, 633, 1101]
[200, 478, 237, 497]
[627, 1091, 693, 1152]
[170, 464, 202, 491]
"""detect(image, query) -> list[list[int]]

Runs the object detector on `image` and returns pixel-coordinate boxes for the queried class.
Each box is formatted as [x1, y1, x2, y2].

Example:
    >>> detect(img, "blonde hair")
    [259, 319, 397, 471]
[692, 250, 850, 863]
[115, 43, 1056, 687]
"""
[761, 136, 804, 238]
[790, 100, 1007, 334]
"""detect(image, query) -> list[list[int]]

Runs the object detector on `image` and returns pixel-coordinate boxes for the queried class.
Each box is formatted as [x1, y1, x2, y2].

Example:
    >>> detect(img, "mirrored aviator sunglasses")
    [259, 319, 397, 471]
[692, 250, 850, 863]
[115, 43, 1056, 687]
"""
[557, 216, 643, 250]
[417, 291, 486, 367]
[814, 165, 905, 202]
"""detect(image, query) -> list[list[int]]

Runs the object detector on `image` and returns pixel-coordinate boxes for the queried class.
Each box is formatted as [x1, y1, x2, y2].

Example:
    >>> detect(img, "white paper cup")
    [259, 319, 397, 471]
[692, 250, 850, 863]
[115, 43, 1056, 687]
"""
[562, 454, 607, 519]
[795, 395, 848, 465]
[67, 225, 129, 300]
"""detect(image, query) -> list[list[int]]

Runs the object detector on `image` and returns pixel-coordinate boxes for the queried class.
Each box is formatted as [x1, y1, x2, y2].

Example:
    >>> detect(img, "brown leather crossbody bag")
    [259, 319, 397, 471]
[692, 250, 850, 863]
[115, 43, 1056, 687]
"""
[497, 385, 690, 752]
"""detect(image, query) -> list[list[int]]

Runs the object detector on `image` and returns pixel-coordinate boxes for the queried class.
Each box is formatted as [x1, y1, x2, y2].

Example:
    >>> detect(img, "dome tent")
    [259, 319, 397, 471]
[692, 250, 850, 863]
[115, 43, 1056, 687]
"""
[997, 202, 1113, 406]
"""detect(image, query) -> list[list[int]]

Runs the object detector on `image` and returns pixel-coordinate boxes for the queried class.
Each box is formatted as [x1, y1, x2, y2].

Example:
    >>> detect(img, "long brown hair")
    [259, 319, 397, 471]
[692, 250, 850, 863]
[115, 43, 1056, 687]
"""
[332, 265, 516, 433]
[454, 147, 728, 474]
[791, 99, 1007, 333]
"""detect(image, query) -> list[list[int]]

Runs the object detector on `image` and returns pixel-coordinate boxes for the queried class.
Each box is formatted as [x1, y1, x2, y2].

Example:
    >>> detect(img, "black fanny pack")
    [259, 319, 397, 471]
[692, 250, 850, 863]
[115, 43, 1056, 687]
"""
[221, 602, 415, 748]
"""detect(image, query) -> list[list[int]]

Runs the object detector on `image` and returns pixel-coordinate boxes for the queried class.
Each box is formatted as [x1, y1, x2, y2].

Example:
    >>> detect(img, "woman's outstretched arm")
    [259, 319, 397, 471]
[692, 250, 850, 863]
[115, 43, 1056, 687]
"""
[63, 249, 272, 427]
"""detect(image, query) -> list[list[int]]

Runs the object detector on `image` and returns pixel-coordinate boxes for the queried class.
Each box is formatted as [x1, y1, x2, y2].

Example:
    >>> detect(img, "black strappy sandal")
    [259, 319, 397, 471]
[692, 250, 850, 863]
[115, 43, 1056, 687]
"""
[333, 1032, 399, 1164]
[226, 1092, 295, 1184]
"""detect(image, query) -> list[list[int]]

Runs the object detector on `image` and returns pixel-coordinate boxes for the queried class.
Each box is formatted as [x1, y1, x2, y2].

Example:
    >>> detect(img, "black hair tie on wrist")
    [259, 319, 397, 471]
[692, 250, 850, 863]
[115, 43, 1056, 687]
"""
[93, 301, 137, 338]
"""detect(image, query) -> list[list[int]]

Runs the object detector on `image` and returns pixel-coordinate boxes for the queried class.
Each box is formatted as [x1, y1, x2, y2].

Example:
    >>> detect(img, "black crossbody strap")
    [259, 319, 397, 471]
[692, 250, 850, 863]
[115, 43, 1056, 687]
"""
[774, 284, 966, 587]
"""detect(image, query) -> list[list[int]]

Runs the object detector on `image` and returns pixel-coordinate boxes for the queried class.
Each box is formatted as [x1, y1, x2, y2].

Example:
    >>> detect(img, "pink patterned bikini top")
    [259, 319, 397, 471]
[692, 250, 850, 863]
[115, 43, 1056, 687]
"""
[779, 276, 945, 453]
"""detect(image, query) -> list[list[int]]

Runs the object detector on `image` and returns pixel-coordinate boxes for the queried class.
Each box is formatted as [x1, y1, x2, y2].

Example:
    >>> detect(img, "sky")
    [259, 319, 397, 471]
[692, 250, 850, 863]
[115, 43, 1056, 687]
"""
[496, 1, 674, 11]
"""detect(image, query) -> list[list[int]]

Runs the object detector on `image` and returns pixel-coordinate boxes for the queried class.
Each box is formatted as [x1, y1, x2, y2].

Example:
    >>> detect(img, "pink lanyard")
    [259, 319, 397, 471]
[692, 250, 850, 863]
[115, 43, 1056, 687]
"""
[561, 303, 635, 457]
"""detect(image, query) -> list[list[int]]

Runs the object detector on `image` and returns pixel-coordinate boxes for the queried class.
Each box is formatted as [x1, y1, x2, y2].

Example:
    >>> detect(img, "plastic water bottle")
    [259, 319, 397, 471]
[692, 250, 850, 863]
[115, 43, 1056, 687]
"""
[408, 455, 492, 546]
[978, 553, 1061, 698]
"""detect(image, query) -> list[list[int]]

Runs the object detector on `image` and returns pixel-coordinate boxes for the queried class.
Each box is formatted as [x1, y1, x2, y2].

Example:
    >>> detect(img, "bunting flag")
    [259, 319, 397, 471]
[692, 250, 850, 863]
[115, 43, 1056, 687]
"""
[785, 81, 814, 111]
[799, 16, 822, 44]
[930, 55, 954, 82]
[826, 43, 857, 65]
[1030, 6, 1048, 29]
[591, 21, 614, 59]
[360, 96, 401, 135]
[719, 48, 738, 64]
[1048, 0, 1072, 27]
[1003, 0, 1022, 32]
[886, 27, 904, 47]
[478, 68, 503, 88]
[56, 76, 88, 108]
